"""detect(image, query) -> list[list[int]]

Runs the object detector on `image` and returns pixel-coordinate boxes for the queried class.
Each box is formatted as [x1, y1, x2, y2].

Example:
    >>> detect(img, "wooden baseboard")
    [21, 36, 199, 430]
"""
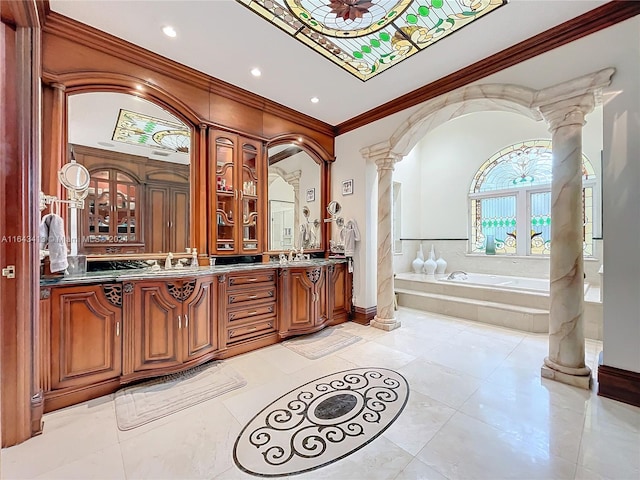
[598, 364, 640, 408]
[353, 306, 376, 325]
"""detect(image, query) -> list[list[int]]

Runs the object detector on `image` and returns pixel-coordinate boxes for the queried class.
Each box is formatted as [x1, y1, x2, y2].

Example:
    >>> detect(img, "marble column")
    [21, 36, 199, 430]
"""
[284, 170, 302, 246]
[540, 96, 595, 389]
[371, 155, 402, 331]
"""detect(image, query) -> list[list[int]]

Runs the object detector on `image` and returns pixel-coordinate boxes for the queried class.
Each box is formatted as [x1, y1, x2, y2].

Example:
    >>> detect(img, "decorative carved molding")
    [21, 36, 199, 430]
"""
[335, 2, 640, 134]
[42, 12, 334, 137]
[123, 282, 134, 294]
[181, 280, 196, 301]
[279, 269, 289, 277]
[103, 284, 122, 307]
[306, 268, 321, 284]
[167, 283, 181, 302]
[218, 275, 226, 283]
[40, 289, 51, 300]
[328, 264, 335, 274]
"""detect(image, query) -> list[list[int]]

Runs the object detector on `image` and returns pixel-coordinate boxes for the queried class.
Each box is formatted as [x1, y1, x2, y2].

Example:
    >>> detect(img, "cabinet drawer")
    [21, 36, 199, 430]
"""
[227, 271, 275, 289]
[227, 303, 275, 323]
[227, 287, 275, 306]
[227, 319, 276, 344]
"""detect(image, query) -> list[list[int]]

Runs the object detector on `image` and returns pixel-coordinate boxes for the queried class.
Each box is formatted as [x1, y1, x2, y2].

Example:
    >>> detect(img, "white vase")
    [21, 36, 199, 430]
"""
[412, 250, 425, 273]
[436, 256, 447, 274]
[423, 256, 437, 275]
[429, 244, 436, 262]
[417, 244, 424, 261]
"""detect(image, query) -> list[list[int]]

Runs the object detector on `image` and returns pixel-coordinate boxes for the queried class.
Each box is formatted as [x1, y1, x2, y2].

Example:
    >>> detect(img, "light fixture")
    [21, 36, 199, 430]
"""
[250, 68, 262, 77]
[162, 26, 177, 38]
[135, 85, 143, 91]
[310, 97, 319, 104]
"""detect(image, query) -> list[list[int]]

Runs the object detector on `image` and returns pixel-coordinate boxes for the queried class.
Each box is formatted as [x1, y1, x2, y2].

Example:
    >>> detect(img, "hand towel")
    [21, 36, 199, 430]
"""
[40, 213, 68, 273]
[341, 219, 360, 257]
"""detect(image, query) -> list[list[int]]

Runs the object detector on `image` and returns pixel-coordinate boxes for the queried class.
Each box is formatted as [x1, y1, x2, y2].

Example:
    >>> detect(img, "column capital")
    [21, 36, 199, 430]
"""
[539, 94, 595, 133]
[283, 169, 302, 187]
[375, 155, 401, 171]
[360, 141, 403, 170]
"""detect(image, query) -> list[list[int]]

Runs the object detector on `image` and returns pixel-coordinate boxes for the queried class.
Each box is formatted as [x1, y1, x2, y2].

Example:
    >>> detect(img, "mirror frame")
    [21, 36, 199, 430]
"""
[265, 134, 334, 255]
[41, 73, 205, 261]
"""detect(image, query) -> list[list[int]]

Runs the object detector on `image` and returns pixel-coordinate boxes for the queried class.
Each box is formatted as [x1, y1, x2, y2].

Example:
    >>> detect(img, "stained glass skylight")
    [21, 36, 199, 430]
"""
[237, 0, 507, 81]
[112, 109, 190, 153]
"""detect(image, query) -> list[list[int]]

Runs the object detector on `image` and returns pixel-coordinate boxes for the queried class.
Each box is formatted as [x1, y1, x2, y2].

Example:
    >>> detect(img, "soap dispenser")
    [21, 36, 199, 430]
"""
[191, 248, 199, 268]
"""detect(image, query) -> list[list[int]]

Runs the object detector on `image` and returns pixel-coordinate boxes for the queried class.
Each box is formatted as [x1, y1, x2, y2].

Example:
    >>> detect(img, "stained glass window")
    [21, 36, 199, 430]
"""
[237, 0, 506, 81]
[469, 140, 596, 256]
[112, 109, 190, 154]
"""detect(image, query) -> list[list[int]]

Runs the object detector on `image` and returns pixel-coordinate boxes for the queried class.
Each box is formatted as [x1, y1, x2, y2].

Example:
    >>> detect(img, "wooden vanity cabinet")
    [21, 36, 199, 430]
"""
[279, 263, 352, 337]
[220, 269, 278, 351]
[210, 130, 264, 255]
[41, 284, 123, 412]
[126, 275, 218, 377]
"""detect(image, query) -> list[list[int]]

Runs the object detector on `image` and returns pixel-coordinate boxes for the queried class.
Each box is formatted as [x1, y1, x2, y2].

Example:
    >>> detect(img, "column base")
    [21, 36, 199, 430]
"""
[541, 364, 592, 390]
[370, 316, 401, 332]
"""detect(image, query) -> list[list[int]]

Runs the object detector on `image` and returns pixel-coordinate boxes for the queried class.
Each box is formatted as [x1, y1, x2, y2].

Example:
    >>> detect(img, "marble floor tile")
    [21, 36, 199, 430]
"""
[417, 412, 578, 479]
[3, 309, 638, 480]
[1, 396, 119, 479]
[394, 457, 449, 480]
[335, 340, 417, 370]
[383, 390, 456, 456]
[32, 444, 125, 480]
[399, 357, 482, 408]
[119, 400, 242, 480]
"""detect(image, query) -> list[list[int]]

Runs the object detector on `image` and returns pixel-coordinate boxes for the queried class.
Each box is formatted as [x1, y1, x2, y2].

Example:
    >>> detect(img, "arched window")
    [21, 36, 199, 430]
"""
[469, 140, 596, 256]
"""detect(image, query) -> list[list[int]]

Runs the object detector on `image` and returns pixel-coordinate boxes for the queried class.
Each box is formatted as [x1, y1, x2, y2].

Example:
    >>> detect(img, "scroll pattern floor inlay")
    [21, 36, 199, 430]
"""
[233, 367, 409, 477]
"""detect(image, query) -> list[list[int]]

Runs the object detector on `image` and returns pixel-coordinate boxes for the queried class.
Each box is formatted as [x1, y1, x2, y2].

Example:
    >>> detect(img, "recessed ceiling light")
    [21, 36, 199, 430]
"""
[162, 26, 177, 38]
[250, 68, 262, 77]
[310, 97, 319, 103]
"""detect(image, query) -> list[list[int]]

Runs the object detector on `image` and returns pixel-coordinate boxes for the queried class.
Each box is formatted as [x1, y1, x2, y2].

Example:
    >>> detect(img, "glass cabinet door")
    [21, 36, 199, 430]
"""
[85, 169, 140, 246]
[214, 135, 237, 253]
[240, 140, 260, 252]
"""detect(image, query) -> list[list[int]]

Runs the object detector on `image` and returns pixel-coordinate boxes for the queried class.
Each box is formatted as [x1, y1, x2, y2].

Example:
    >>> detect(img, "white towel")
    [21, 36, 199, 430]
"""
[39, 213, 68, 273]
[341, 219, 360, 257]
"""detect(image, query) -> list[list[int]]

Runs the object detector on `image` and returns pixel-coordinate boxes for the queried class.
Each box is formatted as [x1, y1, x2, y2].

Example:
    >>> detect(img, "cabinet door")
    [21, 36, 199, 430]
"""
[170, 185, 189, 253]
[146, 184, 169, 253]
[328, 263, 351, 323]
[132, 282, 182, 372]
[286, 269, 316, 331]
[315, 267, 328, 326]
[239, 138, 261, 253]
[50, 285, 122, 390]
[212, 132, 238, 253]
[183, 277, 218, 361]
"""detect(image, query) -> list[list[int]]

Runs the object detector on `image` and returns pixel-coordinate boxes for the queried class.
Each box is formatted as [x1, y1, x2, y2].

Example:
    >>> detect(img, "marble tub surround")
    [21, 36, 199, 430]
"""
[4, 308, 637, 480]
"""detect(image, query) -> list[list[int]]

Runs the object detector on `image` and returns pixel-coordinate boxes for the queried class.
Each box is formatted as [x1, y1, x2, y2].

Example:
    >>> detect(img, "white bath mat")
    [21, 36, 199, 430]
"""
[115, 361, 246, 430]
[282, 327, 362, 359]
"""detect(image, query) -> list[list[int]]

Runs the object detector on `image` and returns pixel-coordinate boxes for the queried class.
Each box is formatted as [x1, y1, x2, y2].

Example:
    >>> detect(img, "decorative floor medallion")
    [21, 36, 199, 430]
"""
[233, 368, 409, 477]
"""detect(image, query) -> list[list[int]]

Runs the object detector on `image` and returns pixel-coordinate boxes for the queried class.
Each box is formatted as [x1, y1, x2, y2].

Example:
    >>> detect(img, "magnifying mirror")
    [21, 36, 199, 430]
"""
[58, 161, 91, 192]
[327, 201, 341, 217]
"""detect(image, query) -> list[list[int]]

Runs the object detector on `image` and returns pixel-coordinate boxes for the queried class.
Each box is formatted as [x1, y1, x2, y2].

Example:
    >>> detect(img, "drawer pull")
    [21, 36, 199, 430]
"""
[185, 314, 189, 328]
[178, 315, 182, 329]
[248, 310, 258, 315]
[248, 327, 257, 332]
[248, 295, 258, 299]
[116, 321, 120, 337]
[247, 278, 258, 282]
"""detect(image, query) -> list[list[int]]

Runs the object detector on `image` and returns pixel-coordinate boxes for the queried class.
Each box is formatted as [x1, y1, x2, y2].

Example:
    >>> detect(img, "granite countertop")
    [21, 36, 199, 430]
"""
[39, 258, 347, 286]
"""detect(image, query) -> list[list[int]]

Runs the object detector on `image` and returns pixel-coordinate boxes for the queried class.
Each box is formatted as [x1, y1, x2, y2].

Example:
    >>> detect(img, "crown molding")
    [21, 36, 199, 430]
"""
[335, 1, 640, 135]
[42, 11, 334, 138]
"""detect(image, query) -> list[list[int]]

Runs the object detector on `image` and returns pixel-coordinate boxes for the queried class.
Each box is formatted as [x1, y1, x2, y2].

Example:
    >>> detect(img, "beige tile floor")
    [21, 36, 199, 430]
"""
[2, 307, 638, 480]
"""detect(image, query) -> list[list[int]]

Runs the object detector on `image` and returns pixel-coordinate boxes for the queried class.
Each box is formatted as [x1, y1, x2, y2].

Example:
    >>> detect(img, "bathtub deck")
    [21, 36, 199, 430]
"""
[395, 272, 602, 340]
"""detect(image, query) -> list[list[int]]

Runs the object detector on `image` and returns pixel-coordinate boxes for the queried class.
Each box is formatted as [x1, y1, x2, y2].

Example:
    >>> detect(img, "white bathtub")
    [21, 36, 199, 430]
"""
[440, 272, 589, 294]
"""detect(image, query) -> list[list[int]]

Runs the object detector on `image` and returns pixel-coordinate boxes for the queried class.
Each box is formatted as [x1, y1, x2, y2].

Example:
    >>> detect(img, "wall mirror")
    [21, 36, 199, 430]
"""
[267, 144, 322, 251]
[67, 92, 191, 256]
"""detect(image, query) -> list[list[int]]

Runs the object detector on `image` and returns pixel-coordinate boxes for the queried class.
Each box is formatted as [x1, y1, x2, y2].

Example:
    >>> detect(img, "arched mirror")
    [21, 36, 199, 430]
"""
[67, 92, 191, 256]
[267, 144, 322, 251]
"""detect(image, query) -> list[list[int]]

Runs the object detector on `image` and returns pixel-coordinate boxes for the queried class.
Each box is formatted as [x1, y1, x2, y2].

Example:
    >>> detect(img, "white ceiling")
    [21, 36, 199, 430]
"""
[49, 0, 606, 126]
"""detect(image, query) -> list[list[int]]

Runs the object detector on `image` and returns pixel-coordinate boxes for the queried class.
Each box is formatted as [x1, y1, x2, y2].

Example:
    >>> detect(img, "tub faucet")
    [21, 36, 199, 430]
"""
[447, 271, 467, 280]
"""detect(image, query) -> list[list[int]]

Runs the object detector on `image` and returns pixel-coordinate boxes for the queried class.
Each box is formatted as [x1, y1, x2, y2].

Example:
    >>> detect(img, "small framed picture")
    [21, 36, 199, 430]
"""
[342, 179, 354, 196]
[306, 188, 315, 202]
